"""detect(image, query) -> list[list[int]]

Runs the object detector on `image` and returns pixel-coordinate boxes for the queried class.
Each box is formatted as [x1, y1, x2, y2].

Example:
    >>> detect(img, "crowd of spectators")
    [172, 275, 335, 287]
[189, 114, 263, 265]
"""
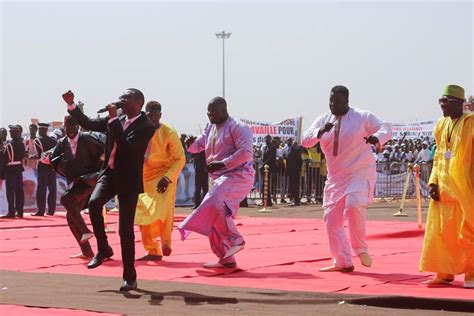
[375, 136, 435, 164]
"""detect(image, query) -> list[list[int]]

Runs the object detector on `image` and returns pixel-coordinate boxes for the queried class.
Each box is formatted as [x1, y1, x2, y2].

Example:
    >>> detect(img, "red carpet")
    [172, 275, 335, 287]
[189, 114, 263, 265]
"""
[0, 304, 121, 315]
[1, 214, 472, 301]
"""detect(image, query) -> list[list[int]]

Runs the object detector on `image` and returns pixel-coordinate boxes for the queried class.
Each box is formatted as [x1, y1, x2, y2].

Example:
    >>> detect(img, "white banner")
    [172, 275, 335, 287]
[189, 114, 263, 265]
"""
[390, 120, 436, 139]
[239, 117, 303, 144]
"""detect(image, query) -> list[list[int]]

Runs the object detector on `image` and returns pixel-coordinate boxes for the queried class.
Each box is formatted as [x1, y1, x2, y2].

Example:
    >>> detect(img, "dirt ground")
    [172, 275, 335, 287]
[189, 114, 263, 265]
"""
[1, 270, 471, 316]
[2, 199, 472, 315]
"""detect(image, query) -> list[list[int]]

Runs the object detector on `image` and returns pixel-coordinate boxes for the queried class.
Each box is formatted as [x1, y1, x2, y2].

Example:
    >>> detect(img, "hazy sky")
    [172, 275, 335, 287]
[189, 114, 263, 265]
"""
[1, 1, 472, 135]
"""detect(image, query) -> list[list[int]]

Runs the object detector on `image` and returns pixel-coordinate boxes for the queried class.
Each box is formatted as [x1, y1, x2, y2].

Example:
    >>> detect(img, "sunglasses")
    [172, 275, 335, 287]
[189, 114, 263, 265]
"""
[438, 97, 461, 105]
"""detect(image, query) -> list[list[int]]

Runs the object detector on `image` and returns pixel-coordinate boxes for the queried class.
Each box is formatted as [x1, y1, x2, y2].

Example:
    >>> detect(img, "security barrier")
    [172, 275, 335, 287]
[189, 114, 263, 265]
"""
[248, 161, 432, 204]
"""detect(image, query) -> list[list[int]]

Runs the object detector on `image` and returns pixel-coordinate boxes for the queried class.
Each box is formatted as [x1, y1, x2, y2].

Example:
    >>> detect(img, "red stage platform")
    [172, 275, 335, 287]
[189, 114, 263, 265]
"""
[1, 213, 472, 301]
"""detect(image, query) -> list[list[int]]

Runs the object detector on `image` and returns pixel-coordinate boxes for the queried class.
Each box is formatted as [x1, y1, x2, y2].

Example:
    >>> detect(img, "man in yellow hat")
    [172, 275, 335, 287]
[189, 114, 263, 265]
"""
[135, 101, 185, 261]
[419, 84, 474, 288]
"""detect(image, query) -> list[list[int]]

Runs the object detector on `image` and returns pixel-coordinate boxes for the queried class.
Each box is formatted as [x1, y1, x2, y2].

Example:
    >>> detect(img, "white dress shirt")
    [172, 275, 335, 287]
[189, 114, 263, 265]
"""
[68, 133, 80, 158]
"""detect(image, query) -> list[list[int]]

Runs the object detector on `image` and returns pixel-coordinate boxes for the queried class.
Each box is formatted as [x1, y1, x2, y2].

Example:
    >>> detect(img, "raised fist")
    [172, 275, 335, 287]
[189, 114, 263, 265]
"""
[62, 90, 75, 105]
[317, 122, 334, 138]
[185, 136, 197, 147]
[365, 135, 380, 145]
[322, 122, 334, 133]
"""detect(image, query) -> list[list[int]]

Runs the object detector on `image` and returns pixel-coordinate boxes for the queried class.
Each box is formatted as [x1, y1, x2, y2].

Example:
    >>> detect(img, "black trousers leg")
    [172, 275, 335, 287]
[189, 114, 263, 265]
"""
[5, 169, 16, 215]
[47, 169, 57, 214]
[194, 173, 202, 207]
[87, 171, 116, 254]
[117, 193, 139, 282]
[61, 182, 94, 236]
[270, 173, 277, 203]
[14, 170, 24, 216]
[194, 171, 208, 207]
[289, 171, 301, 203]
[66, 211, 94, 257]
[36, 168, 47, 214]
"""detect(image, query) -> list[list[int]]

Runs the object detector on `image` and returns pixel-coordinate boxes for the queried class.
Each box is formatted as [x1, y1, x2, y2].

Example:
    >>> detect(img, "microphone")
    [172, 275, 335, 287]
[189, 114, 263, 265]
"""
[97, 101, 123, 114]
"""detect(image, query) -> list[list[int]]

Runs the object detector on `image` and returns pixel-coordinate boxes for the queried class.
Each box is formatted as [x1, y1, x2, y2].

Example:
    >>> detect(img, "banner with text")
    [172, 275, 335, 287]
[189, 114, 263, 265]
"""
[390, 120, 436, 139]
[239, 117, 303, 144]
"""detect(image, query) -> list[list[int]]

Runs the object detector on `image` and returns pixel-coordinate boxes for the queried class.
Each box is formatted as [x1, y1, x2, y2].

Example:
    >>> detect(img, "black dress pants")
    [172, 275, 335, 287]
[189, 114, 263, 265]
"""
[36, 166, 57, 215]
[5, 167, 24, 216]
[288, 169, 301, 204]
[87, 169, 139, 282]
[61, 181, 94, 256]
[194, 170, 209, 207]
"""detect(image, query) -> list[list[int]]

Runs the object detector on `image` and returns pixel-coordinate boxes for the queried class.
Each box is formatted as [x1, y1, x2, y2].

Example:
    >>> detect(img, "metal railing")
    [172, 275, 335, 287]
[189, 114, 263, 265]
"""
[248, 161, 432, 203]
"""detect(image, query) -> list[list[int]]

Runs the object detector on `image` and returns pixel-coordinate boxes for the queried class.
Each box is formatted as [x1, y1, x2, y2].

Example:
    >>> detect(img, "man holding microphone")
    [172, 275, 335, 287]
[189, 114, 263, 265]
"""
[301, 86, 391, 272]
[62, 89, 154, 291]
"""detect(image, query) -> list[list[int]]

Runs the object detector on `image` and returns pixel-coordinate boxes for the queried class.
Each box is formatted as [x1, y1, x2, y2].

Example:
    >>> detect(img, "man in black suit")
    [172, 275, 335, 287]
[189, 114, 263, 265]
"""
[62, 89, 155, 291]
[32, 123, 58, 216]
[47, 115, 105, 259]
[1, 125, 26, 219]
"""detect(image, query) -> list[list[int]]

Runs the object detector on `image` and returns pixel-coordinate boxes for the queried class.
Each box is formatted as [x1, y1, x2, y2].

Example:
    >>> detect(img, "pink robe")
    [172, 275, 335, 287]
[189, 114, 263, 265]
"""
[178, 117, 254, 240]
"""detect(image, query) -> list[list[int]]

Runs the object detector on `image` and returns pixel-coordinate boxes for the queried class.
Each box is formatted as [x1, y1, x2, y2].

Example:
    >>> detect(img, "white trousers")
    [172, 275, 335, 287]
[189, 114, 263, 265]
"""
[208, 205, 244, 264]
[323, 193, 368, 268]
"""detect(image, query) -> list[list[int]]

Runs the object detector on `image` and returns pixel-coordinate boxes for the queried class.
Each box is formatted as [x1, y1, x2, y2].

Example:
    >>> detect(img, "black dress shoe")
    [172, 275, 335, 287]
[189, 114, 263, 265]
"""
[137, 254, 162, 261]
[87, 247, 114, 269]
[31, 212, 45, 217]
[1, 214, 15, 219]
[119, 280, 137, 291]
[16, 214, 23, 218]
[46, 212, 55, 216]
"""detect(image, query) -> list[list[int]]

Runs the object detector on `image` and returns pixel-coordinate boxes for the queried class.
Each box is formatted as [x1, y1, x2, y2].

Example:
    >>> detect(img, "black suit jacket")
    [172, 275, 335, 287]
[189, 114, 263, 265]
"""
[68, 106, 155, 195]
[261, 144, 277, 173]
[51, 132, 105, 184]
[286, 145, 303, 172]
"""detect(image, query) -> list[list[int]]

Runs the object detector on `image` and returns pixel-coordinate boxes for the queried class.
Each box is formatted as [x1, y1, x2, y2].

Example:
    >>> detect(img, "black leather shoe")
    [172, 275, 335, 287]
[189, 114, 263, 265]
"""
[31, 212, 45, 217]
[1, 214, 15, 219]
[137, 254, 162, 261]
[16, 214, 23, 218]
[119, 280, 137, 291]
[87, 247, 113, 269]
[46, 212, 55, 216]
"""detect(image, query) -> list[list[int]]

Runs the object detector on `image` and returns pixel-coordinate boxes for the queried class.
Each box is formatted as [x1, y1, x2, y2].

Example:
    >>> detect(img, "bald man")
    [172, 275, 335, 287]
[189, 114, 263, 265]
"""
[178, 97, 254, 269]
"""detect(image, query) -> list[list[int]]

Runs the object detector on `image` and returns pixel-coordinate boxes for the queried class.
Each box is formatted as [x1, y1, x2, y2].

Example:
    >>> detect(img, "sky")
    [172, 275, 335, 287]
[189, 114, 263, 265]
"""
[1, 0, 473, 135]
